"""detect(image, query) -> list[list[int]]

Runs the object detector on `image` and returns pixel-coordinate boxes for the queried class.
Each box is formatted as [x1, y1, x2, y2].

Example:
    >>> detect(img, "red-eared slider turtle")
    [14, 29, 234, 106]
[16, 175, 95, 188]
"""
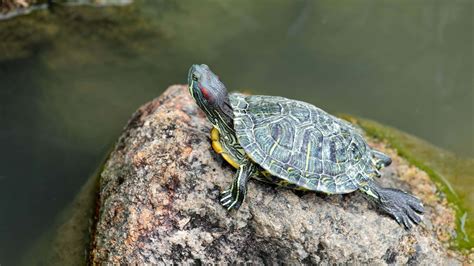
[188, 64, 424, 229]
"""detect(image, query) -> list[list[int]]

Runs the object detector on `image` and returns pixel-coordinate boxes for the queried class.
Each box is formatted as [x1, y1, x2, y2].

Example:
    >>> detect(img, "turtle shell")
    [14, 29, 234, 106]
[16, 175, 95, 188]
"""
[229, 93, 376, 194]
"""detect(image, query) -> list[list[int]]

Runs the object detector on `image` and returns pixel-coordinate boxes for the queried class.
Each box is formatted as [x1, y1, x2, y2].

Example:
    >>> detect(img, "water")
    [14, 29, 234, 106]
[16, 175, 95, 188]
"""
[0, 0, 472, 263]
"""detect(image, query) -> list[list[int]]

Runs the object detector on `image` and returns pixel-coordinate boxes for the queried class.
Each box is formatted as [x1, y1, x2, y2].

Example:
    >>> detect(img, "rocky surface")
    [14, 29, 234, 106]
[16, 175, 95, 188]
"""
[1, 0, 38, 14]
[90, 85, 464, 264]
[0, 0, 50, 20]
[0, 0, 131, 17]
[0, 2, 156, 62]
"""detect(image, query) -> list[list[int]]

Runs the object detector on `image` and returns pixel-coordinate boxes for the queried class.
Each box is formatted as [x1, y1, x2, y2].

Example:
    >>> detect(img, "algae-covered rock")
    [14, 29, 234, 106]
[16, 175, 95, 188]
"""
[0, 0, 42, 16]
[89, 85, 468, 264]
[0, 1, 152, 62]
[341, 114, 474, 251]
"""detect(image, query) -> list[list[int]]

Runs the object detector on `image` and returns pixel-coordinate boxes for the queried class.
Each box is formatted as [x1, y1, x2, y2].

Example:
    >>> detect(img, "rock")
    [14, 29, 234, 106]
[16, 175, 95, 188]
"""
[90, 85, 465, 264]
[0, 0, 147, 62]
[1, 0, 38, 15]
[0, 1, 49, 22]
[0, 0, 132, 18]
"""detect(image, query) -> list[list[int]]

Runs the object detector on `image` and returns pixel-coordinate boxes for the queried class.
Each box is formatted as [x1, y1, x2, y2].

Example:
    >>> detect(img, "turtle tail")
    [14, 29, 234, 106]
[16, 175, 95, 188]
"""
[360, 179, 424, 229]
[372, 149, 392, 169]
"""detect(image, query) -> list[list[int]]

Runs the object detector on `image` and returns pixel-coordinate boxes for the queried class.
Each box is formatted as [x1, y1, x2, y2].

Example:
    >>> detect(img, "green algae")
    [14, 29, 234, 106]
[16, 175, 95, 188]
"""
[340, 114, 474, 251]
[0, 2, 159, 62]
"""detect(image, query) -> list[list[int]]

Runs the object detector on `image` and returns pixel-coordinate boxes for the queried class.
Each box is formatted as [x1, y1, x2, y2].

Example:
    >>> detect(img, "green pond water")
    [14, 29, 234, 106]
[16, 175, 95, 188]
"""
[0, 0, 472, 264]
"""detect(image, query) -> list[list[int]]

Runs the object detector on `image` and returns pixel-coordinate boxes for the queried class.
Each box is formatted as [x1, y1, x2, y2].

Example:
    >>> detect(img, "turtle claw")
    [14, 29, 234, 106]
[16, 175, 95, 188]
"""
[220, 192, 232, 203]
[220, 190, 242, 210]
[218, 161, 255, 211]
[376, 188, 424, 230]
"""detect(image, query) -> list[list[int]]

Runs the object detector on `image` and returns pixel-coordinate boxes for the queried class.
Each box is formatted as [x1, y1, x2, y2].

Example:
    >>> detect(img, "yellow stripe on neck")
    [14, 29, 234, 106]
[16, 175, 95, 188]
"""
[210, 127, 240, 169]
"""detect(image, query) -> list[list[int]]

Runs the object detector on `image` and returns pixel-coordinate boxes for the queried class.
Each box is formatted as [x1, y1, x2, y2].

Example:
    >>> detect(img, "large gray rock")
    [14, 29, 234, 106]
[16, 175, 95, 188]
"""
[90, 85, 463, 264]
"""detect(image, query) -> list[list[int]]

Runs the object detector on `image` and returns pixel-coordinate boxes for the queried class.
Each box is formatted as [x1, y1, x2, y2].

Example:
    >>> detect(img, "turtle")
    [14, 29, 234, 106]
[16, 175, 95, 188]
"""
[187, 64, 424, 229]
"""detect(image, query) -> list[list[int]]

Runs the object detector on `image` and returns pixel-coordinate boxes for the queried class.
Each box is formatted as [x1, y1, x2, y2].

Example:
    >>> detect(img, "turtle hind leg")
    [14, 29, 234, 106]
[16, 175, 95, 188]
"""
[372, 150, 392, 169]
[360, 180, 424, 230]
[220, 160, 257, 210]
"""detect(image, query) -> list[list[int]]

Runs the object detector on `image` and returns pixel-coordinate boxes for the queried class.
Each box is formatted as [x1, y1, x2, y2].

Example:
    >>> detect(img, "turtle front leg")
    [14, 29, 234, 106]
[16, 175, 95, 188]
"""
[220, 160, 257, 210]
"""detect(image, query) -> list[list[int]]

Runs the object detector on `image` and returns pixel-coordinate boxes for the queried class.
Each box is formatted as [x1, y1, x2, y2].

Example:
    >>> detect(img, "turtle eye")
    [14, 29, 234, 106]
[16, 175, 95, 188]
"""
[192, 74, 198, 82]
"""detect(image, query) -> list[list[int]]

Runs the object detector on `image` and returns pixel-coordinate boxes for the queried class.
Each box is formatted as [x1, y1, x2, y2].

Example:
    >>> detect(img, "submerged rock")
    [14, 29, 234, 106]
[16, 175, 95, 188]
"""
[0, 0, 132, 19]
[90, 85, 464, 264]
[0, 0, 147, 62]
[0, 0, 43, 16]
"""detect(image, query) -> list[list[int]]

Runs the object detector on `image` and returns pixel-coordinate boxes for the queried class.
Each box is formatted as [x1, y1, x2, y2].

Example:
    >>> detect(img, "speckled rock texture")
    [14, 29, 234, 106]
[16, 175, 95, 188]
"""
[90, 85, 463, 264]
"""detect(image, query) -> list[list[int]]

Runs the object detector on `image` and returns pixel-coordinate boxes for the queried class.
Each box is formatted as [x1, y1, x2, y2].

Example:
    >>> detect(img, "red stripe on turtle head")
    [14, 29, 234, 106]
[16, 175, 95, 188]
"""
[200, 86, 214, 103]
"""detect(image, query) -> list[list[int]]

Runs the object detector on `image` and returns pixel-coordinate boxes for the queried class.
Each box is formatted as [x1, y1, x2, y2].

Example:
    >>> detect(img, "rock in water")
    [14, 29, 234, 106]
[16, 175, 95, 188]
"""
[90, 85, 463, 264]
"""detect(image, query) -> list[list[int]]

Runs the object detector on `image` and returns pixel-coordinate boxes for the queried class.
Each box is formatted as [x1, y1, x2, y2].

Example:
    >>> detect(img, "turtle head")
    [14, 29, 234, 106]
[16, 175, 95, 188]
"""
[188, 64, 233, 126]
[188, 64, 228, 108]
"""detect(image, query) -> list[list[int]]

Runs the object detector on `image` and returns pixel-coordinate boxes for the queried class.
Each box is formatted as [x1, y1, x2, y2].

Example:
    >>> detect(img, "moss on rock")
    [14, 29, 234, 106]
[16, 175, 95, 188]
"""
[340, 114, 474, 253]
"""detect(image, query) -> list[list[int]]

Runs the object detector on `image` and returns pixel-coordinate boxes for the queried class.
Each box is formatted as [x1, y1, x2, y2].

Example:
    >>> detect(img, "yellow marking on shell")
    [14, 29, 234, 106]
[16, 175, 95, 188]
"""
[304, 141, 312, 173]
[296, 186, 309, 191]
[269, 137, 280, 156]
[210, 127, 240, 169]
[262, 170, 271, 177]
[270, 160, 276, 167]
